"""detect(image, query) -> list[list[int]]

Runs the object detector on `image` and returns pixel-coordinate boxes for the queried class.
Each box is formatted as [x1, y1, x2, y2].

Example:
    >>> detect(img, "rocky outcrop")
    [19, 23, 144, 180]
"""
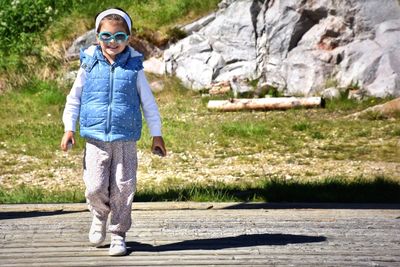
[164, 0, 400, 98]
[64, 0, 400, 98]
[164, 0, 257, 89]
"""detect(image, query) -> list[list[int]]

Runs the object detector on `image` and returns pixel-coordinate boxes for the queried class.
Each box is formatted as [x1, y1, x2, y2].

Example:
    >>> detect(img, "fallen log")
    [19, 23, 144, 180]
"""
[207, 97, 325, 111]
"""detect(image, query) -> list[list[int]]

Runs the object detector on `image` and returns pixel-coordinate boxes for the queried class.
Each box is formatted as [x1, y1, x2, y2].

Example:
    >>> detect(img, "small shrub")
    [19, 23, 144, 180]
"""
[311, 131, 324, 139]
[292, 121, 310, 131]
[392, 128, 400, 137]
[166, 27, 187, 43]
[356, 130, 370, 137]
[362, 110, 387, 121]
[0, 0, 58, 54]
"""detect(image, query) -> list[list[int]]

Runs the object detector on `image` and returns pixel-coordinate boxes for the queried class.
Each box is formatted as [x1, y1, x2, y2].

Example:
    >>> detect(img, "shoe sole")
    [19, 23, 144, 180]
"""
[90, 240, 105, 247]
[109, 250, 127, 256]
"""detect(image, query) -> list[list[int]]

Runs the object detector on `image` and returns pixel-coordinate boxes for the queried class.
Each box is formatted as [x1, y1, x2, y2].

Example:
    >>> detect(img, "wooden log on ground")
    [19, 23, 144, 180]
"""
[207, 97, 325, 111]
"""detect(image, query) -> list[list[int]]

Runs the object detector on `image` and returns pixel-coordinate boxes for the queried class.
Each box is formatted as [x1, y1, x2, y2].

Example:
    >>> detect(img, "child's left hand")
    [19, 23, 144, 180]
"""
[151, 136, 167, 157]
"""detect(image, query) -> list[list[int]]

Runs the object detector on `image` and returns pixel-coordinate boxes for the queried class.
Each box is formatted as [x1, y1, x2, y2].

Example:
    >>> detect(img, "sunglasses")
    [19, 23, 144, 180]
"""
[98, 31, 129, 44]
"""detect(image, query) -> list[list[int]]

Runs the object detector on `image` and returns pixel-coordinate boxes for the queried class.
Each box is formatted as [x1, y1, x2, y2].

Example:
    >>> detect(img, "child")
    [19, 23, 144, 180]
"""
[60, 7, 166, 256]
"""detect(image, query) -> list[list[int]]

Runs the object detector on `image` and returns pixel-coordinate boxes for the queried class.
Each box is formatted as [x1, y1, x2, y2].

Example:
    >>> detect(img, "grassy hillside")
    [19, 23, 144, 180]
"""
[0, 0, 399, 203]
[0, 0, 220, 88]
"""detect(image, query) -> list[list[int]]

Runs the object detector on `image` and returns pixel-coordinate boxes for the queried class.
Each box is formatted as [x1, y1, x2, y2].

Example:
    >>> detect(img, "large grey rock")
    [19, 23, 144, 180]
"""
[65, 29, 97, 61]
[164, 33, 213, 88]
[64, 0, 400, 97]
[321, 87, 341, 100]
[164, 0, 256, 90]
[337, 19, 400, 97]
[278, 14, 353, 96]
[143, 57, 165, 75]
[181, 13, 216, 35]
[163, 0, 400, 97]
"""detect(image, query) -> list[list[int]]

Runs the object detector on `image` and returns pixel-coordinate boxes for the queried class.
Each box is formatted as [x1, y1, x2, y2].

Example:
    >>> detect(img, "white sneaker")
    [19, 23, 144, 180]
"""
[88, 216, 106, 247]
[109, 234, 127, 256]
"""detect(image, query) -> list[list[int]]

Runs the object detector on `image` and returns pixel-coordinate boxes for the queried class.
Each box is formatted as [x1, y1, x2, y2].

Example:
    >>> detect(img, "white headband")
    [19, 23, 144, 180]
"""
[95, 9, 132, 32]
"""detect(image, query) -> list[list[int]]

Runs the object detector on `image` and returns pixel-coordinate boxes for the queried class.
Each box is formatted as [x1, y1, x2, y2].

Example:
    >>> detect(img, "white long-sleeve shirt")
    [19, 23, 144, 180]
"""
[62, 67, 162, 137]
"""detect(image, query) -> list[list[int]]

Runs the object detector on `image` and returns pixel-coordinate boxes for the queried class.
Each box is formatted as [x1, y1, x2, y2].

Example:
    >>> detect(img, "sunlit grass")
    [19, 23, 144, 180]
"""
[1, 75, 399, 166]
[1, 176, 399, 204]
[0, 73, 399, 203]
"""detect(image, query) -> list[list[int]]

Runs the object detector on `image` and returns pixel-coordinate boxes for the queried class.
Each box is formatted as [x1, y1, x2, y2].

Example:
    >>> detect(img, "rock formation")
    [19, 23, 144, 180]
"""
[65, 0, 400, 98]
[164, 0, 400, 98]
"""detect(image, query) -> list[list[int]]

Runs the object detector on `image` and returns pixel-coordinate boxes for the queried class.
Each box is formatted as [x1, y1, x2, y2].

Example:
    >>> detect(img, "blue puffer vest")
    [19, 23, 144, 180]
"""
[79, 45, 144, 142]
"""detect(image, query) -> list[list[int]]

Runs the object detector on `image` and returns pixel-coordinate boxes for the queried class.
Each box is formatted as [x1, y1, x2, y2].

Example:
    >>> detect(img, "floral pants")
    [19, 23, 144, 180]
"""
[83, 138, 137, 235]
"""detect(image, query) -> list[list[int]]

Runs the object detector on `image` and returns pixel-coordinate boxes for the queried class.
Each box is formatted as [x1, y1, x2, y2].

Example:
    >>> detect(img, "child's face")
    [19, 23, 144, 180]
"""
[97, 20, 129, 61]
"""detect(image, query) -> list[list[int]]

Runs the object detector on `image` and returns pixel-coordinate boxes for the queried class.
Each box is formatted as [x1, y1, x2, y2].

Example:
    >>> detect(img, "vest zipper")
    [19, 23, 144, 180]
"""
[106, 64, 115, 136]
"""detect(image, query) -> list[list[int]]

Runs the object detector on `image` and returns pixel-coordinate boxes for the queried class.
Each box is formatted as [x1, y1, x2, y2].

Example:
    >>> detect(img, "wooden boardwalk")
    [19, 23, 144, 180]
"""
[0, 202, 399, 266]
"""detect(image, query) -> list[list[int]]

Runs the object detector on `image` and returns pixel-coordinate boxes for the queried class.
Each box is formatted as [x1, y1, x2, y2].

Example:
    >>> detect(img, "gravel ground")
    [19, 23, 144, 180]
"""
[1, 147, 399, 191]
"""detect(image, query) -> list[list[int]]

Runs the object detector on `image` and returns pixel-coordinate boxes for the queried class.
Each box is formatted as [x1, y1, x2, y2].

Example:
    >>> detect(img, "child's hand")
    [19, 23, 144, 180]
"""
[60, 131, 75, 152]
[151, 136, 166, 157]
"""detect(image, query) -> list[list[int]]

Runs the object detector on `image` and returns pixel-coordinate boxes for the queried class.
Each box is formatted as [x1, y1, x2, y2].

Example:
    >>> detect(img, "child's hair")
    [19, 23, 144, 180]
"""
[95, 7, 132, 34]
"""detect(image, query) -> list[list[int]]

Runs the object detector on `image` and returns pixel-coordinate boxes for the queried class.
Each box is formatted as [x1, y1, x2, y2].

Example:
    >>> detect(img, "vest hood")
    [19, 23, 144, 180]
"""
[83, 45, 142, 59]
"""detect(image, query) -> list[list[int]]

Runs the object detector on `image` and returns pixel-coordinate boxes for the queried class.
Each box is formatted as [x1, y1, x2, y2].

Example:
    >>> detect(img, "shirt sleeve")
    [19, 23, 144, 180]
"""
[136, 70, 162, 137]
[62, 68, 86, 132]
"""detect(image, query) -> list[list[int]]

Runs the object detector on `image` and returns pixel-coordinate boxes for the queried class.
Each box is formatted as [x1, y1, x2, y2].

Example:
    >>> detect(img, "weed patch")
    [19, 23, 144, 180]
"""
[221, 122, 270, 138]
[292, 121, 311, 131]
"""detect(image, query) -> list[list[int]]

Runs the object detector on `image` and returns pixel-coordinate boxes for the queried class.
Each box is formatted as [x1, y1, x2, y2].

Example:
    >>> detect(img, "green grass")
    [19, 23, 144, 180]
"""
[0, 184, 85, 204]
[4, 74, 397, 165]
[1, 176, 399, 204]
[221, 122, 270, 138]
[0, 0, 399, 204]
[0, 77, 399, 204]
[325, 93, 391, 112]
[0, 79, 78, 158]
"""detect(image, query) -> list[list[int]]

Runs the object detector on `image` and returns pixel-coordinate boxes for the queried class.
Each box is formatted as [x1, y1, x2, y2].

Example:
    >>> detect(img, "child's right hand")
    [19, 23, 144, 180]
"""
[152, 136, 167, 157]
[60, 131, 75, 152]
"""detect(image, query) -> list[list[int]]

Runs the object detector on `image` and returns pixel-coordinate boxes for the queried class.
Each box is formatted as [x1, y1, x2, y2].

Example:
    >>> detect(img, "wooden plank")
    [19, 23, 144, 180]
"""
[1, 254, 398, 267]
[0, 203, 399, 267]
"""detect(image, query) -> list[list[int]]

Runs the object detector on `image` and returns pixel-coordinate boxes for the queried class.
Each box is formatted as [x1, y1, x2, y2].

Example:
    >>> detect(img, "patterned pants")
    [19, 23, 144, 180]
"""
[83, 138, 137, 235]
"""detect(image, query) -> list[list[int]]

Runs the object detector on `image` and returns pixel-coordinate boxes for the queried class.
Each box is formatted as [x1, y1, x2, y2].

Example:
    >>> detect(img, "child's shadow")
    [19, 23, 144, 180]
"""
[124, 233, 326, 255]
